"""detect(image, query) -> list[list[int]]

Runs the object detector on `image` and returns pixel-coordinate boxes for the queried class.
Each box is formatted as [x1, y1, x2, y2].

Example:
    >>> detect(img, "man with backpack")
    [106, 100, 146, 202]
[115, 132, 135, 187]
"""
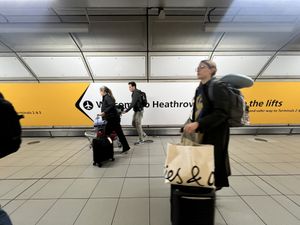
[123, 81, 147, 145]
[184, 60, 231, 190]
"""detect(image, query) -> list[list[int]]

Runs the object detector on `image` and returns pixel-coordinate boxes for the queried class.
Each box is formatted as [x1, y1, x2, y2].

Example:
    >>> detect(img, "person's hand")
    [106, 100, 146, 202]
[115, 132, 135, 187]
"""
[99, 112, 104, 117]
[184, 122, 199, 134]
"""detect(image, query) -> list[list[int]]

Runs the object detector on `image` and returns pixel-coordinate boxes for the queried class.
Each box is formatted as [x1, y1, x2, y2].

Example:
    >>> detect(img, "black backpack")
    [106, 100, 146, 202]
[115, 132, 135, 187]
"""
[208, 80, 246, 127]
[0, 98, 23, 158]
[140, 91, 148, 107]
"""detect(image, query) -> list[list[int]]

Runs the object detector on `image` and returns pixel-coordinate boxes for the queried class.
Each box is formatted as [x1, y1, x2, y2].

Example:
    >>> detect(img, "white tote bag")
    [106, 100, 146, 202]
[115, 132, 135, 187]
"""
[164, 143, 215, 187]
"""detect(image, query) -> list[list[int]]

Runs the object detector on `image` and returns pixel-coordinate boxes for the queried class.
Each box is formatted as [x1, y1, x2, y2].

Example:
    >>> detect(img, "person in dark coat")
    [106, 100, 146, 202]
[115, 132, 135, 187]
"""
[0, 92, 15, 225]
[99, 86, 130, 153]
[184, 60, 231, 190]
[0, 92, 23, 159]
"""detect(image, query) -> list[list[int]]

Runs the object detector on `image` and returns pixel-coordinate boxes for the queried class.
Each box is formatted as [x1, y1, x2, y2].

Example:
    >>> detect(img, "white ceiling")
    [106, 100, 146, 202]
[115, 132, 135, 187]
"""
[0, 0, 300, 81]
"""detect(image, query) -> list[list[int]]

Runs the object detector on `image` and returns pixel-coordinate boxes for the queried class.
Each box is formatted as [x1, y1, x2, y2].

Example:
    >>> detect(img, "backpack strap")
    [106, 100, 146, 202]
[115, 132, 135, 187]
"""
[191, 88, 198, 122]
[137, 89, 143, 111]
[207, 78, 217, 102]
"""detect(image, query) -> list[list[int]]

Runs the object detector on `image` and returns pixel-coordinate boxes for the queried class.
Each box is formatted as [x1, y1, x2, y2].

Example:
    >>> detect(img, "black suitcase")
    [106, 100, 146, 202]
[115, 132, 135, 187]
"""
[92, 136, 114, 167]
[171, 185, 216, 225]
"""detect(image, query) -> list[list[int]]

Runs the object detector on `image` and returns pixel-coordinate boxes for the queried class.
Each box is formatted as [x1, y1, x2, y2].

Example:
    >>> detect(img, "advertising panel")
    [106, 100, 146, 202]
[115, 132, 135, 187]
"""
[76, 82, 198, 126]
[0, 81, 300, 127]
[243, 82, 300, 125]
[0, 83, 91, 126]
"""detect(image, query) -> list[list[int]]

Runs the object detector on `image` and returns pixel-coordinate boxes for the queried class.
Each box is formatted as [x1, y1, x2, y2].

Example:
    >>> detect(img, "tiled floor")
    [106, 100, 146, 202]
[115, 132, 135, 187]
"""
[0, 135, 300, 225]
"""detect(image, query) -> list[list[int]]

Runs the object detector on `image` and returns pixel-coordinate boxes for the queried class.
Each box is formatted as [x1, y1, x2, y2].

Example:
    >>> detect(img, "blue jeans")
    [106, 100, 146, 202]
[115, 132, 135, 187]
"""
[0, 208, 13, 225]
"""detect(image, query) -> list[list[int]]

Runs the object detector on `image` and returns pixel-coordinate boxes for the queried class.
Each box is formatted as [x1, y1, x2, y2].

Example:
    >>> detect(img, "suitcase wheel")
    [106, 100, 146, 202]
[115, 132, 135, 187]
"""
[111, 157, 115, 161]
[93, 162, 102, 167]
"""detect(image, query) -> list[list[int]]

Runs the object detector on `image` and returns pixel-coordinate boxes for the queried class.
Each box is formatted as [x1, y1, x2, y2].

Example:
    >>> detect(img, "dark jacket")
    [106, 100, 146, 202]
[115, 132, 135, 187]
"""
[125, 89, 143, 112]
[196, 78, 231, 187]
[0, 98, 22, 158]
[101, 94, 119, 120]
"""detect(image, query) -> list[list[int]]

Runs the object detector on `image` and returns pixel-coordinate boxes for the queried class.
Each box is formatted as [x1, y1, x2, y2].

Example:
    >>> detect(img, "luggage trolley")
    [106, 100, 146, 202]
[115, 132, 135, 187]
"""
[84, 116, 121, 167]
[84, 116, 122, 149]
[84, 117, 106, 148]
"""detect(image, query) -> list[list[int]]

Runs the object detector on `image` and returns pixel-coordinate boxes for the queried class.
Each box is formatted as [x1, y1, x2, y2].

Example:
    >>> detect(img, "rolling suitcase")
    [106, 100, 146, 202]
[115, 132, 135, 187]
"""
[171, 185, 215, 225]
[92, 136, 114, 167]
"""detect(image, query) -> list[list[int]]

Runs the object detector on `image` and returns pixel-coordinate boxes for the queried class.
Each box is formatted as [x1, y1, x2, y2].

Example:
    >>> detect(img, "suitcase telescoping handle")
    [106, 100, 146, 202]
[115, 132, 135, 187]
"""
[181, 196, 212, 200]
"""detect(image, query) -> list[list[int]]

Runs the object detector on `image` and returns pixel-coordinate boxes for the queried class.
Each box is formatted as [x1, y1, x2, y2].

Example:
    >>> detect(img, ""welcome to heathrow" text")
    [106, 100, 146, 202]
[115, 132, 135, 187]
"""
[95, 101, 193, 109]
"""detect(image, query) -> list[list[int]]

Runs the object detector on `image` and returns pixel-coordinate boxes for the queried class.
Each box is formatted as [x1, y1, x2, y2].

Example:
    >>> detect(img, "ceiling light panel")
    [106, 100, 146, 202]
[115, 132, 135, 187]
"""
[53, 8, 86, 16]
[282, 35, 300, 51]
[217, 32, 291, 51]
[87, 8, 146, 15]
[150, 55, 208, 77]
[87, 55, 146, 77]
[156, 8, 207, 16]
[262, 55, 300, 76]
[0, 23, 89, 33]
[233, 15, 297, 23]
[212, 55, 271, 77]
[209, 16, 234, 23]
[0, 15, 7, 22]
[205, 23, 294, 33]
[209, 7, 240, 16]
[237, 7, 300, 16]
[149, 17, 221, 51]
[0, 43, 10, 52]
[75, 17, 146, 51]
[0, 8, 55, 16]
[60, 16, 87, 23]
[6, 16, 60, 23]
[0, 57, 32, 78]
[0, 33, 78, 51]
[22, 56, 89, 77]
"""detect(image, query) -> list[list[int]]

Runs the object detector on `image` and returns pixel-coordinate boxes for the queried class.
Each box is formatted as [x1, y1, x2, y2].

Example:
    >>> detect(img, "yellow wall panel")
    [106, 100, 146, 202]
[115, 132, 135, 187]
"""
[243, 82, 300, 124]
[0, 83, 91, 126]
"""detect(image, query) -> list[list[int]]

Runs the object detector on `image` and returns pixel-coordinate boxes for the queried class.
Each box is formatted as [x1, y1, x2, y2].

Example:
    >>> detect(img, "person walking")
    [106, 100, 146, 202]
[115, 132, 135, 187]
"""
[123, 81, 146, 145]
[99, 86, 130, 153]
[0, 92, 22, 159]
[0, 92, 17, 225]
[184, 60, 231, 190]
